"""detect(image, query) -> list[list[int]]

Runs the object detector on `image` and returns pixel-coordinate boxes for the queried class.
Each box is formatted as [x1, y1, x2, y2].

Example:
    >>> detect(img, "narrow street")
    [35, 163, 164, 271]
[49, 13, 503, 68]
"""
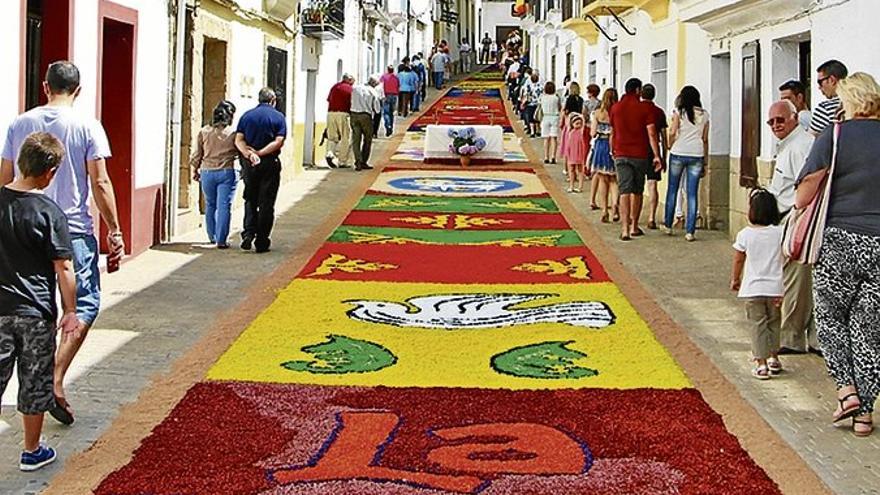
[1, 67, 875, 494]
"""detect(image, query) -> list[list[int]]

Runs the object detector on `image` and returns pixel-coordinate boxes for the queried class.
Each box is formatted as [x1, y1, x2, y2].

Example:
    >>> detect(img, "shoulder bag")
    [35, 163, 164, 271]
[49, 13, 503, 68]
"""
[781, 123, 840, 264]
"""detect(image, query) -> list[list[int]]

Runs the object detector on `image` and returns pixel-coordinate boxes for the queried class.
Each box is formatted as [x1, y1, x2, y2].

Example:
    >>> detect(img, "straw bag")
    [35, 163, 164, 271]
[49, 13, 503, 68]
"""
[781, 123, 840, 264]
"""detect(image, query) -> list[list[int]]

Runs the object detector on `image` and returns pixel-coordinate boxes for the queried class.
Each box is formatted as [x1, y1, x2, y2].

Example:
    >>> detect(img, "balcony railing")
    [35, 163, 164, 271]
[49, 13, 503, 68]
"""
[301, 1, 345, 40]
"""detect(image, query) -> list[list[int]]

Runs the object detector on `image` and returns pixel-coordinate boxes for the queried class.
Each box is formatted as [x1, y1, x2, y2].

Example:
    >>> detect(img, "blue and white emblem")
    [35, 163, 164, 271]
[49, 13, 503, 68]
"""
[388, 176, 522, 194]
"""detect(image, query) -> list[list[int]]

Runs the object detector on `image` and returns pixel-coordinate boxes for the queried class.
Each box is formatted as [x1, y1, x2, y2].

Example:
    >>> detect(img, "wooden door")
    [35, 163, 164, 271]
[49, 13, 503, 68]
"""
[740, 41, 760, 188]
[267, 46, 288, 115]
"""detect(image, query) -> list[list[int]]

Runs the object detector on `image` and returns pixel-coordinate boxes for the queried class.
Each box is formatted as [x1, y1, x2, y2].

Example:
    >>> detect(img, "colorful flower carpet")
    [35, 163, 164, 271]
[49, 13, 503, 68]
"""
[94, 164, 781, 494]
[408, 82, 511, 132]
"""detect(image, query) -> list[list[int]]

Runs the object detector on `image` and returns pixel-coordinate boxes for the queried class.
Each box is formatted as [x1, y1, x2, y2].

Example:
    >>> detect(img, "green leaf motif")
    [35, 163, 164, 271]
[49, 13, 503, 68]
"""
[281, 335, 397, 374]
[491, 341, 598, 379]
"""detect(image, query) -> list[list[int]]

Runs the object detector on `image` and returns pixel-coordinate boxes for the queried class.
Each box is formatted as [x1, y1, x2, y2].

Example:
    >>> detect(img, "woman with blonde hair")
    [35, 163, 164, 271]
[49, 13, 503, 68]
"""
[590, 88, 619, 222]
[795, 72, 880, 437]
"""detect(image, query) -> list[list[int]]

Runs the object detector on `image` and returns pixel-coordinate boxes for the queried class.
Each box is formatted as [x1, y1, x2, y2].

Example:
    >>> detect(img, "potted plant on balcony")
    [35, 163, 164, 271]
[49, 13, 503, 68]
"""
[447, 127, 487, 167]
[304, 0, 331, 24]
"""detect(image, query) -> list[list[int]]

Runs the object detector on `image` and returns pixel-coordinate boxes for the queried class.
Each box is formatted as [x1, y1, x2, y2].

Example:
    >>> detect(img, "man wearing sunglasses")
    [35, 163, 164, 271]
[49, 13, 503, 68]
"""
[810, 59, 848, 136]
[766, 100, 817, 356]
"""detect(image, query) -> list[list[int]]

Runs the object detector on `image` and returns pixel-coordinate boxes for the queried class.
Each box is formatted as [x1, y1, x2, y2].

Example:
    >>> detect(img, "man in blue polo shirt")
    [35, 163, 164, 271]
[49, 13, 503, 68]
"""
[234, 87, 287, 253]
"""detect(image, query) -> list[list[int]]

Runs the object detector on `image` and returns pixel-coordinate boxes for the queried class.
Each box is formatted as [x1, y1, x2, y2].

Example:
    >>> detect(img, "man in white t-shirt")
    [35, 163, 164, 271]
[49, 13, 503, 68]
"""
[459, 38, 472, 73]
[765, 99, 818, 355]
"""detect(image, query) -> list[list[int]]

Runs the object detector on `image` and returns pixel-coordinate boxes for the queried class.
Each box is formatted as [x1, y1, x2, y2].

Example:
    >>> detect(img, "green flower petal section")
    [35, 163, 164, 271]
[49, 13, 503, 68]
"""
[281, 335, 397, 374]
[491, 341, 598, 379]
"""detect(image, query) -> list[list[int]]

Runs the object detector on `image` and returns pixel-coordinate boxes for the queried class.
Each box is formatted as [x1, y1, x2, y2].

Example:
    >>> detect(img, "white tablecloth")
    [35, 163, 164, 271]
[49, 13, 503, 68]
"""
[424, 125, 505, 161]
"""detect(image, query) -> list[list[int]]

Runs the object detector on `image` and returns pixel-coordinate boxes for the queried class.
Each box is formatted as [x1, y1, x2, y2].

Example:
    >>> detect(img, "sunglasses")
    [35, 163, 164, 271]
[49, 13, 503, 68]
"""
[817, 75, 832, 86]
[766, 116, 787, 126]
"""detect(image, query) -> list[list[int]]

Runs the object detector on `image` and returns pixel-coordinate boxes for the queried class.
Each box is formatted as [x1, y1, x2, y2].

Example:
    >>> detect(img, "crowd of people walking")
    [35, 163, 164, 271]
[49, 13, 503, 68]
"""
[503, 57, 877, 438]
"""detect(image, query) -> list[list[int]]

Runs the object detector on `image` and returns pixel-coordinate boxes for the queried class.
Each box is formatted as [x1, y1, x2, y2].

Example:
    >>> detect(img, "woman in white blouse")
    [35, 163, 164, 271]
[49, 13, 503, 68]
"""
[663, 86, 710, 241]
[538, 81, 562, 164]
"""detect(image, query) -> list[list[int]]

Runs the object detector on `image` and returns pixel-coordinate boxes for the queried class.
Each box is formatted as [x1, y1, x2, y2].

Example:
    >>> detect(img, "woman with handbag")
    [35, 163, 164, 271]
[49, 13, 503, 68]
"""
[794, 72, 880, 437]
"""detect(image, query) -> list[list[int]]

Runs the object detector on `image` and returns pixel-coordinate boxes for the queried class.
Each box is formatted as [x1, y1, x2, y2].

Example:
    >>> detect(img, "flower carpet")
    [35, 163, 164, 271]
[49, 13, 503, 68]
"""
[94, 164, 781, 494]
[408, 74, 511, 132]
[91, 73, 783, 494]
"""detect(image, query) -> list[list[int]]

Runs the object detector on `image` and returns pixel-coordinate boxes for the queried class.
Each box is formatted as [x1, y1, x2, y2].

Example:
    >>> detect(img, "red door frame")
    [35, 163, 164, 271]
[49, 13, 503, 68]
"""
[96, 0, 138, 253]
[18, 0, 76, 112]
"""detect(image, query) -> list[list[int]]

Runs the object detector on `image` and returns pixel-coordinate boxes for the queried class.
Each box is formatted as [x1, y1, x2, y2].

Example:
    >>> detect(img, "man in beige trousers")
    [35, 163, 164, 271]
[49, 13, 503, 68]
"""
[325, 74, 354, 169]
[766, 100, 819, 354]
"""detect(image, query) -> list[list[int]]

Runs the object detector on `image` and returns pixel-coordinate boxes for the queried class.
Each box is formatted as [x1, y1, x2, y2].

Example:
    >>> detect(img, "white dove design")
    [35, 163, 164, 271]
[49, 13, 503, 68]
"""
[344, 293, 615, 329]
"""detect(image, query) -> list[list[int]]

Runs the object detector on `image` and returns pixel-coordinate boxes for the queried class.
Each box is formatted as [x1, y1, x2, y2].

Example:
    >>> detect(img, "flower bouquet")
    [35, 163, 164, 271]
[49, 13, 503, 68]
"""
[447, 127, 487, 166]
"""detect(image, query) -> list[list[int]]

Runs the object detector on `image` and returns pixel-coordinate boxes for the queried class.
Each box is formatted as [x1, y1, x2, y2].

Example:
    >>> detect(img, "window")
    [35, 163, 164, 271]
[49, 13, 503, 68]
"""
[565, 51, 573, 80]
[651, 50, 668, 110]
[588, 61, 596, 84]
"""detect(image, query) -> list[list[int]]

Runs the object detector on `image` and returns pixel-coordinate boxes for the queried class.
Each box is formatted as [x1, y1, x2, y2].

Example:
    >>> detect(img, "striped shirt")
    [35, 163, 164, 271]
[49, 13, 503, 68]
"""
[809, 97, 841, 135]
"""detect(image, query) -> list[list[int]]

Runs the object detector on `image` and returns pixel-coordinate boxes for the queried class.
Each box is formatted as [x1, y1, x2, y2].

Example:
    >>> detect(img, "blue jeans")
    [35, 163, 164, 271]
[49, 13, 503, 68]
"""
[433, 71, 443, 89]
[201, 168, 237, 245]
[382, 95, 397, 132]
[411, 89, 421, 111]
[71, 235, 101, 326]
[664, 154, 704, 234]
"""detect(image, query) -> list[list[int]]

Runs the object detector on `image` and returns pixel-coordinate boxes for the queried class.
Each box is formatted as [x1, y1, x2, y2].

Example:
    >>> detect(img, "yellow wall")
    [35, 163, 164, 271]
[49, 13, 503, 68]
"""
[291, 121, 328, 173]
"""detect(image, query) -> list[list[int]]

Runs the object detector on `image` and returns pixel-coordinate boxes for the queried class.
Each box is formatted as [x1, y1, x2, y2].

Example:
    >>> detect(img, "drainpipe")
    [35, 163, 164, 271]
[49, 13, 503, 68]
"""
[168, 0, 187, 239]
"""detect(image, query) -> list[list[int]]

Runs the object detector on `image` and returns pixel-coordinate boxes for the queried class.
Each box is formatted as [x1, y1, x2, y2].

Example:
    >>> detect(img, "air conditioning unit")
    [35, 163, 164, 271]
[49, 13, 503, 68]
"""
[264, 0, 297, 20]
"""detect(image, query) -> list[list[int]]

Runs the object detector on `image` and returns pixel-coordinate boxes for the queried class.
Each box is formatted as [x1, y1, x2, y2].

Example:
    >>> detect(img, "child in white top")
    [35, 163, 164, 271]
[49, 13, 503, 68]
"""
[730, 189, 785, 380]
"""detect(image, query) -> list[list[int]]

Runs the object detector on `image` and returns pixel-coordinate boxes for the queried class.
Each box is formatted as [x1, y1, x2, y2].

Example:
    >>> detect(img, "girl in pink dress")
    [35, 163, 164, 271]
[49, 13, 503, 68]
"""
[564, 112, 589, 193]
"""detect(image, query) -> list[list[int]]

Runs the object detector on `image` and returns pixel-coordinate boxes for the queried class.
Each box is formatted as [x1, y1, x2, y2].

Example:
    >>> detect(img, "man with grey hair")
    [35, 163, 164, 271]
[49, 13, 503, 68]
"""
[325, 73, 355, 168]
[235, 87, 287, 253]
[349, 76, 382, 171]
[765, 99, 817, 355]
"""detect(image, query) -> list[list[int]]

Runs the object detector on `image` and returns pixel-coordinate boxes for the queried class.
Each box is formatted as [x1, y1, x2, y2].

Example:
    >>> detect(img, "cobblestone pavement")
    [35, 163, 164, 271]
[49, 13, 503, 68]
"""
[528, 134, 879, 495]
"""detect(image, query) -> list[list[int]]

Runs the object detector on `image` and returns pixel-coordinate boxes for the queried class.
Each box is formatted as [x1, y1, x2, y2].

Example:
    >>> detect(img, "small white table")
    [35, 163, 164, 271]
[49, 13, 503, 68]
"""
[424, 124, 505, 163]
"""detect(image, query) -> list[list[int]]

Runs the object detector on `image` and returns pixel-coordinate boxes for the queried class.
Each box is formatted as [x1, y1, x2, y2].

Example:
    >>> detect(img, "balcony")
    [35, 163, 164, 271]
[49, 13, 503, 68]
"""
[582, 0, 669, 23]
[301, 0, 345, 40]
[563, 0, 669, 43]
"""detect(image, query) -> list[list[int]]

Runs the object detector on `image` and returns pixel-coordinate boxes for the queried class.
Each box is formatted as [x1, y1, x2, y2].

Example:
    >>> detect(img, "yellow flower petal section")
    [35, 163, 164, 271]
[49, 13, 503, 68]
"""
[207, 280, 691, 390]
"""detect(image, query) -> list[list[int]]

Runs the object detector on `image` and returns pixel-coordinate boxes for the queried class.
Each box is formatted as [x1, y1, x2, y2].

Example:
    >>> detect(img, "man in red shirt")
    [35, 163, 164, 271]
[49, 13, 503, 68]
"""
[609, 78, 662, 241]
[641, 83, 668, 230]
[379, 66, 399, 137]
[325, 74, 355, 168]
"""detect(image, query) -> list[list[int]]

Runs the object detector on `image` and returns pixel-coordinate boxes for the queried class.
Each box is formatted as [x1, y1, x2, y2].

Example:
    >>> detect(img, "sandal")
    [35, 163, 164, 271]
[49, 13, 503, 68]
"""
[630, 228, 645, 237]
[647, 221, 657, 230]
[752, 364, 771, 380]
[619, 234, 631, 241]
[853, 415, 874, 437]
[49, 396, 75, 426]
[590, 203, 600, 211]
[833, 392, 861, 424]
[600, 213, 610, 223]
[767, 357, 782, 375]
[612, 212, 620, 222]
